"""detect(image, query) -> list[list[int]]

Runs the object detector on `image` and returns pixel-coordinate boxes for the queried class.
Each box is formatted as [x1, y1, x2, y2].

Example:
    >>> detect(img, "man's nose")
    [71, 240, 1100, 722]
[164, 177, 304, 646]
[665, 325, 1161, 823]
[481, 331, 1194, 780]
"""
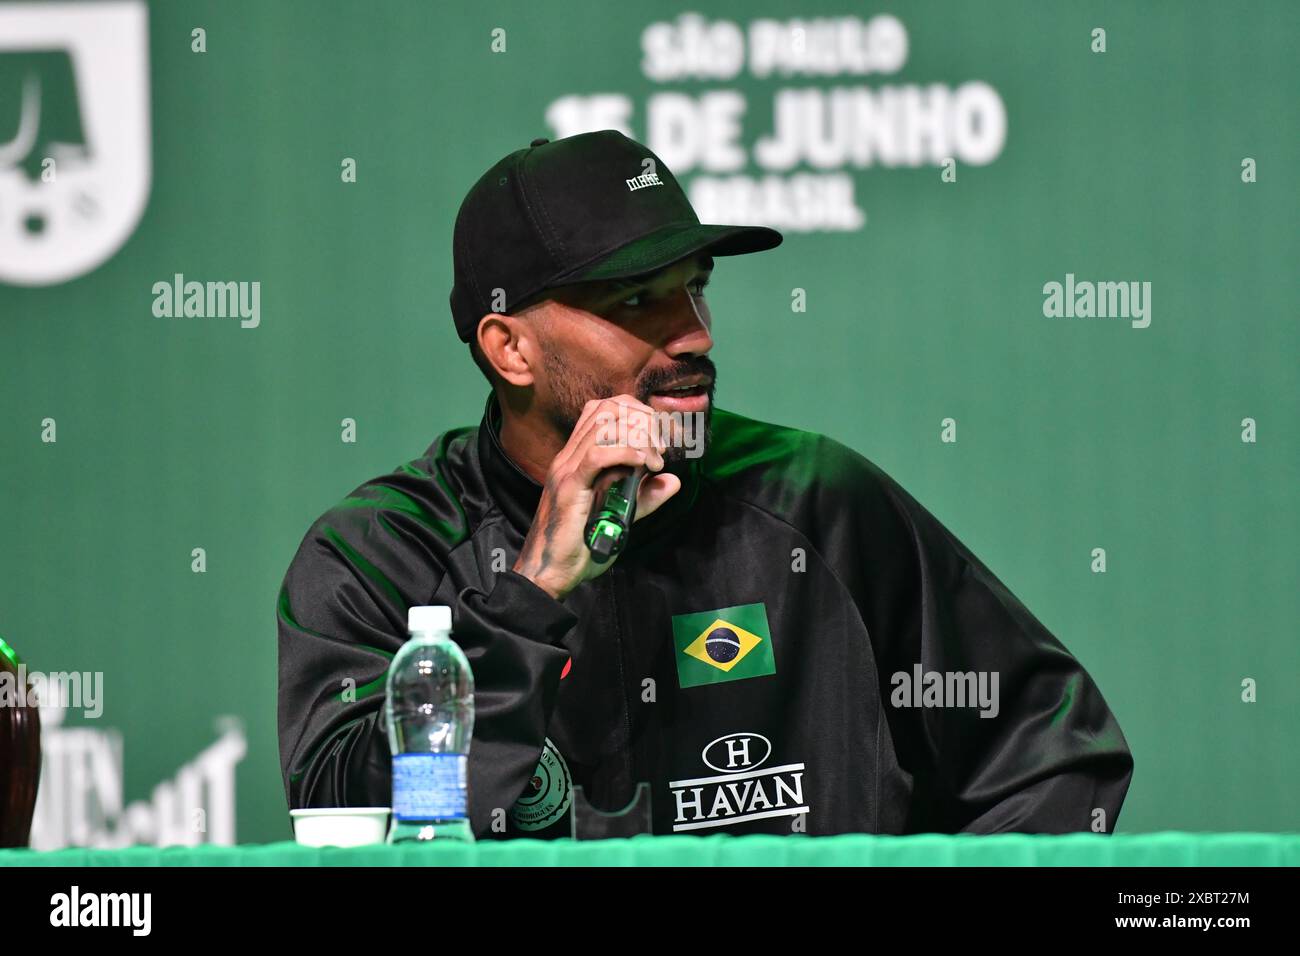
[661, 287, 713, 358]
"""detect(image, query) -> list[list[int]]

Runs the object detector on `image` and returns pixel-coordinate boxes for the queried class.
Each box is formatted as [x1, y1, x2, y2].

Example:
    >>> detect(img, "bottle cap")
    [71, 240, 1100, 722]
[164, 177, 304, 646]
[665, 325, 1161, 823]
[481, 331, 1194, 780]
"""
[407, 605, 452, 634]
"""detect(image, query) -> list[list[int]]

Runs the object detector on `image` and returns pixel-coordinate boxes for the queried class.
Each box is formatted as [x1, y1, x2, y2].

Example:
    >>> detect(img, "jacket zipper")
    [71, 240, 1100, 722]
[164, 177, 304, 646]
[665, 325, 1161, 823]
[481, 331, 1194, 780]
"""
[603, 565, 640, 812]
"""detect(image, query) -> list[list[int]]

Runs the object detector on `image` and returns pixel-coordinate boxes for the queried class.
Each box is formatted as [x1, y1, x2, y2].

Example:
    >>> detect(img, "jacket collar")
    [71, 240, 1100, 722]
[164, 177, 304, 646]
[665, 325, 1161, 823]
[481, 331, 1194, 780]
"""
[476, 391, 702, 552]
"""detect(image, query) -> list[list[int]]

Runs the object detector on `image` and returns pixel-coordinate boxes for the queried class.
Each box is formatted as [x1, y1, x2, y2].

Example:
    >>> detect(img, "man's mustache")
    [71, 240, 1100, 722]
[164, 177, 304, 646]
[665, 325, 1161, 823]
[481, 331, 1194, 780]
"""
[637, 358, 717, 398]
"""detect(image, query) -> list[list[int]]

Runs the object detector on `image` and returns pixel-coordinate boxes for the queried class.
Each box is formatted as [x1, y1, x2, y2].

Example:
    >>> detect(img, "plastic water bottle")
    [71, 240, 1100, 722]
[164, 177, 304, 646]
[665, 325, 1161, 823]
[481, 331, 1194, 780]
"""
[385, 606, 475, 843]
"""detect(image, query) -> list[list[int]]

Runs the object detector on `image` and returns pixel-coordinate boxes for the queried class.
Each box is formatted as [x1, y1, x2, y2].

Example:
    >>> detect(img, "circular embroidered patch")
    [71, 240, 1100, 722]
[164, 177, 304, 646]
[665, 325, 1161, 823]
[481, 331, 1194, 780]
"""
[510, 737, 573, 831]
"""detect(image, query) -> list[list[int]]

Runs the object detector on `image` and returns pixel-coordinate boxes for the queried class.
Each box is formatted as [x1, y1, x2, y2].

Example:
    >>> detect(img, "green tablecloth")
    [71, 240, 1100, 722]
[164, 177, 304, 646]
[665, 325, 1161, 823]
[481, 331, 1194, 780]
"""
[1, 832, 1296, 866]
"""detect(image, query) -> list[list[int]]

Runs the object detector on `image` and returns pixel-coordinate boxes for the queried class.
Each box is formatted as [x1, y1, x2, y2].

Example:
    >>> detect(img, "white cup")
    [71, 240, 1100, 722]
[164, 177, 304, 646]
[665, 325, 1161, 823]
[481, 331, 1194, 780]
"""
[290, 807, 391, 847]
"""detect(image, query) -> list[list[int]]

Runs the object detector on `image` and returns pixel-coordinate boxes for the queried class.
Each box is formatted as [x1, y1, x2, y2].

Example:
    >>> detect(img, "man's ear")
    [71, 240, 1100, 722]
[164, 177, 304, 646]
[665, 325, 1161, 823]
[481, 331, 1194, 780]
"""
[477, 312, 536, 387]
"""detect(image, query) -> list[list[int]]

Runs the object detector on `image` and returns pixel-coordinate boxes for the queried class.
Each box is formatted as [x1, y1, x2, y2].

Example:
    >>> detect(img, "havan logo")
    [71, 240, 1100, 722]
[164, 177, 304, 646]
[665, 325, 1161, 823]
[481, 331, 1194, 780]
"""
[669, 732, 808, 832]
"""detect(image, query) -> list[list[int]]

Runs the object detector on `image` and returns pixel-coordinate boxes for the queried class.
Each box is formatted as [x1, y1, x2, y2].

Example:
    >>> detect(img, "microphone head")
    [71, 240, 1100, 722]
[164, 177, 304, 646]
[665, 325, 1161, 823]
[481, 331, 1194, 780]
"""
[588, 517, 623, 563]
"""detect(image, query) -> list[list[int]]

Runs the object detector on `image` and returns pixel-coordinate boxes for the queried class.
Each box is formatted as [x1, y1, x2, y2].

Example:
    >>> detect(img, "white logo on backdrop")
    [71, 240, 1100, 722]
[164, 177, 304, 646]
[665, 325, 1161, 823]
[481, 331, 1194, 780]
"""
[546, 13, 1007, 232]
[29, 695, 246, 851]
[0, 1, 151, 285]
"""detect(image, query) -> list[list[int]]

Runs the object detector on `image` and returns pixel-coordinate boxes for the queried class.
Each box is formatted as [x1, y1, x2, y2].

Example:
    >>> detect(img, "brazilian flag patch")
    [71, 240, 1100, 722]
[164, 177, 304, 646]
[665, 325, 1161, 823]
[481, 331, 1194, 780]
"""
[671, 603, 776, 689]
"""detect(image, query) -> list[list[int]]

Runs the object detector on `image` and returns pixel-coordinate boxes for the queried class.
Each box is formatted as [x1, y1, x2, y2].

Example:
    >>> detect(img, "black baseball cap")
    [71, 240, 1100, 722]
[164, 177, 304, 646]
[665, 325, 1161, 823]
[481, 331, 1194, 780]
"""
[449, 130, 783, 344]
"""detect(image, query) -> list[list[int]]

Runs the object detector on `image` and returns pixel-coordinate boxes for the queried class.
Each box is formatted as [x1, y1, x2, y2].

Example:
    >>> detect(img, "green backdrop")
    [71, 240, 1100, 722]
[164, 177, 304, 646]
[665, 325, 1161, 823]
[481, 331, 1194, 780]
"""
[1, 0, 1295, 846]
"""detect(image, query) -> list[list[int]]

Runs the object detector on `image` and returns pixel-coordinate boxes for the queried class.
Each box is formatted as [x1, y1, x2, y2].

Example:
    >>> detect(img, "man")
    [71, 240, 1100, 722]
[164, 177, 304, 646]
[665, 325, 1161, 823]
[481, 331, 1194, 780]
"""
[277, 130, 1133, 838]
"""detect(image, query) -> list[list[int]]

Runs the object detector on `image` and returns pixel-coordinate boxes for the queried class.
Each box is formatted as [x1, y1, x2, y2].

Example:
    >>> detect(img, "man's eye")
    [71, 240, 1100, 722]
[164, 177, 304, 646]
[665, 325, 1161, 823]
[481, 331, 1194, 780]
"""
[617, 277, 709, 308]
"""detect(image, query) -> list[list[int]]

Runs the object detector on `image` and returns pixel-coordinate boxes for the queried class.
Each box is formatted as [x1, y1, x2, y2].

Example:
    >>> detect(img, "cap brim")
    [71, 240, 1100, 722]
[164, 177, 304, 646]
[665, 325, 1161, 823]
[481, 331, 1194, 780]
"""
[554, 222, 783, 286]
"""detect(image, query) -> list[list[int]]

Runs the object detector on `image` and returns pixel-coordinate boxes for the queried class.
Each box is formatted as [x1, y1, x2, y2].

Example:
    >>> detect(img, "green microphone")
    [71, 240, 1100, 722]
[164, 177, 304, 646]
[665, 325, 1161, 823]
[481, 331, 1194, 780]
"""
[584, 464, 647, 564]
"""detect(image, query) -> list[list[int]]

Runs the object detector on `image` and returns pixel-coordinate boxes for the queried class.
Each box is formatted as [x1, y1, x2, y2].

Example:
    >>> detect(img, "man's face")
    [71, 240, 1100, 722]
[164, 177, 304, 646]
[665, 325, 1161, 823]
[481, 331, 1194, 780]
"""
[528, 254, 717, 467]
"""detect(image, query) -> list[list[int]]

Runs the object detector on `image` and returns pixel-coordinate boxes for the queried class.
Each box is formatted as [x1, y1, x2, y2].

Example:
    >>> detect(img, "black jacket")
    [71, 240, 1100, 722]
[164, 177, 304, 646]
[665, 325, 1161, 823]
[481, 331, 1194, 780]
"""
[277, 393, 1133, 837]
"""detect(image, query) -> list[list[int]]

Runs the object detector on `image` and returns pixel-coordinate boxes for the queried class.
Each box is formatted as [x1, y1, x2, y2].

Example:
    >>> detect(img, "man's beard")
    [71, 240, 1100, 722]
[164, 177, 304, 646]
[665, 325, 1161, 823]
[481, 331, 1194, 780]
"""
[543, 349, 715, 469]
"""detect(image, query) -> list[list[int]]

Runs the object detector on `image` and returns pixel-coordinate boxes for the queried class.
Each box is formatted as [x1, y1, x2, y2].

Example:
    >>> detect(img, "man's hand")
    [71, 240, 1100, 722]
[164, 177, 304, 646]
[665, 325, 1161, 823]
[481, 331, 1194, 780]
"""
[512, 395, 682, 600]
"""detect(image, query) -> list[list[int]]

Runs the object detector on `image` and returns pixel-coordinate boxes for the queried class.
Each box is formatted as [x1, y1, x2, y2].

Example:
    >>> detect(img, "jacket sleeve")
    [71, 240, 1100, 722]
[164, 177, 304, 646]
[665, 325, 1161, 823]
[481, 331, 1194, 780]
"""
[820, 439, 1135, 834]
[277, 506, 578, 839]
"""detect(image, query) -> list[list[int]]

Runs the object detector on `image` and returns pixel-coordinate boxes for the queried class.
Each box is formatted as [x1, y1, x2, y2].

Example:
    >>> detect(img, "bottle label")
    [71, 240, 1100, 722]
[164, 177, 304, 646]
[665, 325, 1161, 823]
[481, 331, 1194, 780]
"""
[392, 754, 467, 821]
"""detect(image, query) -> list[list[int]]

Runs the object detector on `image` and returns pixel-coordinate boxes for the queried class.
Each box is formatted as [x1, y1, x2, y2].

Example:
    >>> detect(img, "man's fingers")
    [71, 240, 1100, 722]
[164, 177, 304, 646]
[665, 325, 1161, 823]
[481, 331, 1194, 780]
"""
[550, 397, 612, 474]
[633, 472, 682, 521]
[563, 396, 665, 477]
[587, 400, 657, 449]
[570, 442, 650, 489]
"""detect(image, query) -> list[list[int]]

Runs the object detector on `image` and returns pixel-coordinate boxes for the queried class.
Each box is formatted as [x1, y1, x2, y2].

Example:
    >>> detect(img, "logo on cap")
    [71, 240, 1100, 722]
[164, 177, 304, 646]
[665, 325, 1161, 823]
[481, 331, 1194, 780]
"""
[626, 171, 663, 192]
